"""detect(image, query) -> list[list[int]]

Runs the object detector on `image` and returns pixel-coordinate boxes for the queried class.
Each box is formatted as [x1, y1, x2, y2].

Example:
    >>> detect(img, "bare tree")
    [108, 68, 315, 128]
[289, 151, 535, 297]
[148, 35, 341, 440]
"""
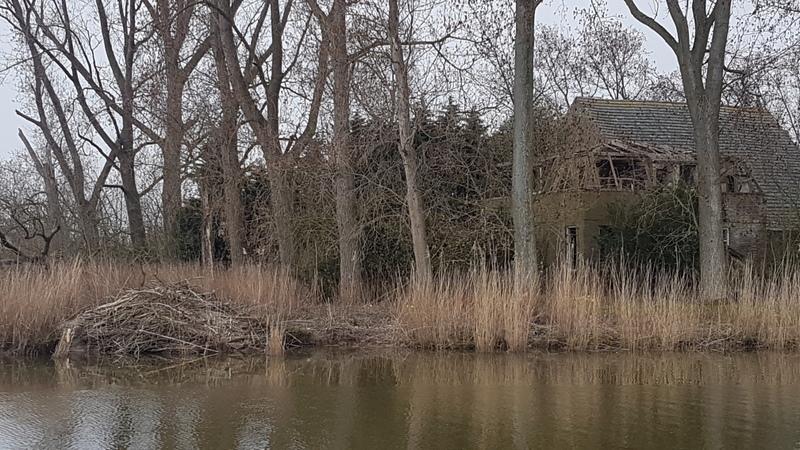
[210, 12, 245, 266]
[0, 157, 61, 262]
[144, 0, 211, 254]
[512, 0, 542, 275]
[624, 0, 732, 298]
[93, 0, 150, 249]
[214, 0, 328, 268]
[308, 0, 363, 300]
[22, 0, 158, 249]
[2, 0, 116, 251]
[579, 5, 656, 101]
[388, 0, 431, 280]
[17, 130, 64, 254]
[536, 26, 593, 110]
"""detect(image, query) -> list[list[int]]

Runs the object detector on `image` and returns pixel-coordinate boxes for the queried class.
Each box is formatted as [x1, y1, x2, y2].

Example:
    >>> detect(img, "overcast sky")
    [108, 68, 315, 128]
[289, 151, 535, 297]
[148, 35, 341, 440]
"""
[0, 1, 677, 160]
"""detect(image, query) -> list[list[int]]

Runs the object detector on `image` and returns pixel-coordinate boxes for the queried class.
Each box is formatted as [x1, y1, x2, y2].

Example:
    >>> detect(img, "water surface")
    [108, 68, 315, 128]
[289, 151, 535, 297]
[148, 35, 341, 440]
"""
[1, 352, 800, 449]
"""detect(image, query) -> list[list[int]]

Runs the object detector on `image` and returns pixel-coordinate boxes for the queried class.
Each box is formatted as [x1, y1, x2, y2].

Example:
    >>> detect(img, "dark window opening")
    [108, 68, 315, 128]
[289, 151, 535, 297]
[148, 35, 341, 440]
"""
[655, 164, 672, 185]
[679, 165, 696, 185]
[596, 158, 646, 190]
[722, 175, 736, 193]
[596, 159, 615, 189]
[566, 226, 578, 267]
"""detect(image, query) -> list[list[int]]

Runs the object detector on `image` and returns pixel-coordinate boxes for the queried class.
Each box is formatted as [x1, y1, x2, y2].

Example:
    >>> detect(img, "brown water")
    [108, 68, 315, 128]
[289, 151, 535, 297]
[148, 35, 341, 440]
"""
[1, 352, 800, 449]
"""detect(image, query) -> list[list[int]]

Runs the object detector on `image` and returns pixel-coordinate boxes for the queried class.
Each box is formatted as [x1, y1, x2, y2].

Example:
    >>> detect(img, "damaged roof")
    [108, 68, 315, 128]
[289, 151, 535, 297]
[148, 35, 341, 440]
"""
[542, 139, 695, 162]
[570, 97, 800, 229]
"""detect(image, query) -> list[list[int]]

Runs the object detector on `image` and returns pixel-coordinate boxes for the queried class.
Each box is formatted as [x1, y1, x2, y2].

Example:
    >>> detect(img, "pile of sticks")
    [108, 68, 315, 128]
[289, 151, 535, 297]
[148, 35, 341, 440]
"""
[54, 283, 269, 357]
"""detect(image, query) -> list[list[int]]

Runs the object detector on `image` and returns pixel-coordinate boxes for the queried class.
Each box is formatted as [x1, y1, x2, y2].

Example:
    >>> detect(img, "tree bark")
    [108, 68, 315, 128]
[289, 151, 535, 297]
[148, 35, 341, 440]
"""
[215, 0, 297, 267]
[162, 73, 184, 254]
[211, 29, 244, 266]
[388, 0, 432, 280]
[691, 101, 727, 297]
[268, 162, 296, 267]
[118, 143, 147, 249]
[220, 126, 244, 266]
[119, 0, 147, 250]
[624, 0, 731, 298]
[512, 0, 540, 275]
[329, 0, 362, 301]
[149, 0, 209, 257]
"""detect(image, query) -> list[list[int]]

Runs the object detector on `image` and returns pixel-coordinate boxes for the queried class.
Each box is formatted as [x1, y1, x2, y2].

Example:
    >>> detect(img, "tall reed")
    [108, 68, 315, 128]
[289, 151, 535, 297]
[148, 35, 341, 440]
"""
[0, 260, 305, 355]
[4, 259, 800, 355]
[395, 262, 800, 352]
[396, 268, 538, 351]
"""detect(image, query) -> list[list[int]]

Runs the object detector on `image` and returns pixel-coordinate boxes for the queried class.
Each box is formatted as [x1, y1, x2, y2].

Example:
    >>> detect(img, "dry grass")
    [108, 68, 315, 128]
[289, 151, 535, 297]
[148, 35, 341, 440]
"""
[3, 260, 800, 356]
[395, 262, 800, 352]
[395, 268, 538, 352]
[0, 260, 304, 356]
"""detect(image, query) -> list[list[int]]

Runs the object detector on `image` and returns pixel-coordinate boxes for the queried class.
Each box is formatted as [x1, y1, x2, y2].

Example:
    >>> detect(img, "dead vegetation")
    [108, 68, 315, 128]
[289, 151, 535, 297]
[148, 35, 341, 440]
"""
[395, 262, 800, 352]
[2, 260, 800, 357]
[54, 284, 270, 358]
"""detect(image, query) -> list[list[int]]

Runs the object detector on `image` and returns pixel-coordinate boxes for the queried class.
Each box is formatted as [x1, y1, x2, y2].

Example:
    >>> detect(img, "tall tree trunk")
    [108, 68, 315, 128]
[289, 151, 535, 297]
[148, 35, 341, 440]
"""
[162, 71, 184, 256]
[120, 67, 146, 249]
[118, 146, 147, 249]
[119, 0, 146, 250]
[211, 26, 244, 266]
[330, 0, 362, 301]
[691, 101, 727, 297]
[625, 0, 732, 298]
[388, 0, 431, 280]
[151, 0, 208, 258]
[512, 0, 540, 275]
[215, 0, 296, 268]
[268, 162, 296, 266]
[220, 126, 243, 266]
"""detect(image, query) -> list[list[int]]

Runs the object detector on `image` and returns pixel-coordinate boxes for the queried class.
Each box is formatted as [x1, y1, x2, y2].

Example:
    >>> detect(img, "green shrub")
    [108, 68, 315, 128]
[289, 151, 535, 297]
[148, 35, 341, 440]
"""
[598, 184, 699, 270]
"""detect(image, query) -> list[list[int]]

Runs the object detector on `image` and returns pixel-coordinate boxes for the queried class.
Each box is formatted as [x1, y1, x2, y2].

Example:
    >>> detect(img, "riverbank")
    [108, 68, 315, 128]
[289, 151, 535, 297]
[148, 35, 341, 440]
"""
[2, 261, 799, 357]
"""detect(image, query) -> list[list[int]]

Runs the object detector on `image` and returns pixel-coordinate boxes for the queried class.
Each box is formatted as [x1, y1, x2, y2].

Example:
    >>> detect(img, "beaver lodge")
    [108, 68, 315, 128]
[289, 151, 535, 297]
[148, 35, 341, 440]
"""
[534, 98, 800, 266]
[53, 284, 272, 358]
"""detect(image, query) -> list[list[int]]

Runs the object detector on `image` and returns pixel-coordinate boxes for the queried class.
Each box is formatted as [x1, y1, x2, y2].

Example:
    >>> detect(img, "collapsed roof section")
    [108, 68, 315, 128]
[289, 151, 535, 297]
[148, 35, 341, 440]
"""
[534, 139, 760, 195]
[563, 97, 800, 229]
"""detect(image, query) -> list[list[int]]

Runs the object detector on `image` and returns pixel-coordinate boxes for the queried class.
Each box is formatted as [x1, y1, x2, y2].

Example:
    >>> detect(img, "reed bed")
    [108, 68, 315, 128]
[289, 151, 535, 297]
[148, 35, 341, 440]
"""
[395, 263, 800, 352]
[2, 260, 800, 356]
[0, 260, 303, 356]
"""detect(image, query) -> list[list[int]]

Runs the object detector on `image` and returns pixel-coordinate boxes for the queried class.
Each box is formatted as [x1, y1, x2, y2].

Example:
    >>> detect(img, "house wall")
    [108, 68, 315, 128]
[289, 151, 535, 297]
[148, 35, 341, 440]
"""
[533, 190, 768, 266]
[533, 191, 638, 266]
[723, 193, 768, 258]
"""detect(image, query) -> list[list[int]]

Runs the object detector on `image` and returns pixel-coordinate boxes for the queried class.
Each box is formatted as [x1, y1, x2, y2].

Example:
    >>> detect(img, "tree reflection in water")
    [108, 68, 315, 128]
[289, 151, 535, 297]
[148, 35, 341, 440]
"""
[1, 351, 800, 449]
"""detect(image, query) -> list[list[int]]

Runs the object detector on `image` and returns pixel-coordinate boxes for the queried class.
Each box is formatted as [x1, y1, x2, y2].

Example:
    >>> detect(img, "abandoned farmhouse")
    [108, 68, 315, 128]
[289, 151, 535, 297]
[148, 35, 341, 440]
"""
[534, 97, 800, 265]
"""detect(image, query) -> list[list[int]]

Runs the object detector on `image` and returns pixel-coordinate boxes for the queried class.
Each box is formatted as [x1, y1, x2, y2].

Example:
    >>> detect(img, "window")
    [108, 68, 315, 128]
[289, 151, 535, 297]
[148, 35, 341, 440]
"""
[596, 158, 646, 190]
[566, 226, 578, 267]
[596, 160, 615, 190]
[654, 164, 673, 185]
[721, 175, 736, 193]
[679, 165, 696, 185]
